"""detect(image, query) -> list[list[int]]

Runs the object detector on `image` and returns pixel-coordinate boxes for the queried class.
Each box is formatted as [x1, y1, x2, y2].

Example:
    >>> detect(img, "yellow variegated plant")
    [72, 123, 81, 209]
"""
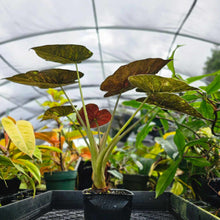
[0, 116, 41, 195]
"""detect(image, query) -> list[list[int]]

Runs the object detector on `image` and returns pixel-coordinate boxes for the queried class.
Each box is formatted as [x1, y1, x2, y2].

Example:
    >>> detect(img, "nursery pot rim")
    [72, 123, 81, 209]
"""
[44, 170, 77, 181]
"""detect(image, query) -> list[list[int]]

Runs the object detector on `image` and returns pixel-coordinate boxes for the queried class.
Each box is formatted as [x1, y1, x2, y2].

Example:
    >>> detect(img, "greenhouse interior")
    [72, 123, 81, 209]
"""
[0, 0, 220, 219]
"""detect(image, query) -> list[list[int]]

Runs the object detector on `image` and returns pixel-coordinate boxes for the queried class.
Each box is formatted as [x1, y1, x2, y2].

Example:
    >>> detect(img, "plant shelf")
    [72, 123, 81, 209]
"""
[0, 191, 219, 220]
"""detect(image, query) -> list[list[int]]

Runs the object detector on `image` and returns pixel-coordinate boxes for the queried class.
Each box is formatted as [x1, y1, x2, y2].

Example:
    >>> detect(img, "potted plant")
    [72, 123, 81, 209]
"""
[34, 88, 82, 190]
[109, 143, 154, 191]
[5, 44, 211, 219]
[0, 117, 41, 196]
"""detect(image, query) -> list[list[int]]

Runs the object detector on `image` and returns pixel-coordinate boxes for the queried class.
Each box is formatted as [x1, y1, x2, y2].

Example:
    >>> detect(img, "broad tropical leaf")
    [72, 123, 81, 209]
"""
[137, 93, 204, 118]
[32, 44, 93, 64]
[5, 69, 83, 88]
[128, 75, 198, 93]
[100, 58, 171, 97]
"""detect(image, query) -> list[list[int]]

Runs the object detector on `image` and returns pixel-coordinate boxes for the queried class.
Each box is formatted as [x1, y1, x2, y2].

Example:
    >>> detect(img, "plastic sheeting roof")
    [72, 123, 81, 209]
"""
[0, 0, 220, 130]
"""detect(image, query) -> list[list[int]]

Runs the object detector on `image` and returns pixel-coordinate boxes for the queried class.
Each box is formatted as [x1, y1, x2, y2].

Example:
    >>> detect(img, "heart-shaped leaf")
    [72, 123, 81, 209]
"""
[32, 44, 93, 64]
[5, 69, 83, 88]
[42, 105, 74, 121]
[128, 74, 199, 93]
[100, 58, 171, 97]
[78, 103, 111, 128]
[137, 93, 204, 118]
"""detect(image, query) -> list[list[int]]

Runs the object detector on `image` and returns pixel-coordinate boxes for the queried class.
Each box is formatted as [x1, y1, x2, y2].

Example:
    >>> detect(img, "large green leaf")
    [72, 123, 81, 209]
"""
[155, 157, 182, 198]
[128, 75, 198, 93]
[32, 44, 93, 64]
[5, 69, 84, 88]
[1, 118, 35, 157]
[41, 105, 74, 121]
[137, 93, 204, 118]
[100, 58, 170, 97]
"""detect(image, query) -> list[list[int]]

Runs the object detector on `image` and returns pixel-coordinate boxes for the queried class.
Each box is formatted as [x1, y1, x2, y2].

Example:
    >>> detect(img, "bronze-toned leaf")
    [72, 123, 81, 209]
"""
[32, 44, 93, 64]
[100, 58, 171, 97]
[137, 93, 204, 118]
[5, 69, 84, 88]
[129, 75, 199, 93]
[42, 106, 74, 121]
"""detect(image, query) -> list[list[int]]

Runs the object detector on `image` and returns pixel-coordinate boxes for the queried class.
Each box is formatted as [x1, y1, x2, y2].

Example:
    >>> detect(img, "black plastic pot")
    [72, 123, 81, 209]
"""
[123, 174, 148, 191]
[77, 160, 93, 190]
[0, 177, 21, 196]
[82, 189, 134, 220]
[44, 170, 77, 190]
[192, 177, 220, 208]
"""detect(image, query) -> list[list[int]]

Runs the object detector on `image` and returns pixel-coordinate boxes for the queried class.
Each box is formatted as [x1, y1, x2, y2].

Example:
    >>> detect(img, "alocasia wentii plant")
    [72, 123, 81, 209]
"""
[5, 44, 205, 191]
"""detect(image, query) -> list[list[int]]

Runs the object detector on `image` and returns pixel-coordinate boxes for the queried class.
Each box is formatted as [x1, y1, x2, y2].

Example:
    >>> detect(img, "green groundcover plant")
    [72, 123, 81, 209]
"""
[4, 44, 219, 194]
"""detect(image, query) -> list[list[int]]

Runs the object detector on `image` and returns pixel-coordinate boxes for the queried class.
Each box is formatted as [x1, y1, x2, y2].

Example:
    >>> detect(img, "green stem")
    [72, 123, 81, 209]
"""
[93, 97, 149, 188]
[100, 94, 121, 150]
[66, 115, 90, 148]
[95, 121, 101, 148]
[110, 96, 149, 144]
[74, 63, 98, 160]
[60, 85, 87, 129]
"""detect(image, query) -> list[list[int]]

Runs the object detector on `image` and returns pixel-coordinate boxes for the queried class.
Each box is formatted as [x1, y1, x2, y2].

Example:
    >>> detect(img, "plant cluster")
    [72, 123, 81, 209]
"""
[108, 47, 220, 198]
[3, 44, 219, 196]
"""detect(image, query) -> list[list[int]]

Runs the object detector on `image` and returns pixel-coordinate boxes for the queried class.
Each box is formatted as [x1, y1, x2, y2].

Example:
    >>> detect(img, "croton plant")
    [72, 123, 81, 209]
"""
[5, 44, 208, 192]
